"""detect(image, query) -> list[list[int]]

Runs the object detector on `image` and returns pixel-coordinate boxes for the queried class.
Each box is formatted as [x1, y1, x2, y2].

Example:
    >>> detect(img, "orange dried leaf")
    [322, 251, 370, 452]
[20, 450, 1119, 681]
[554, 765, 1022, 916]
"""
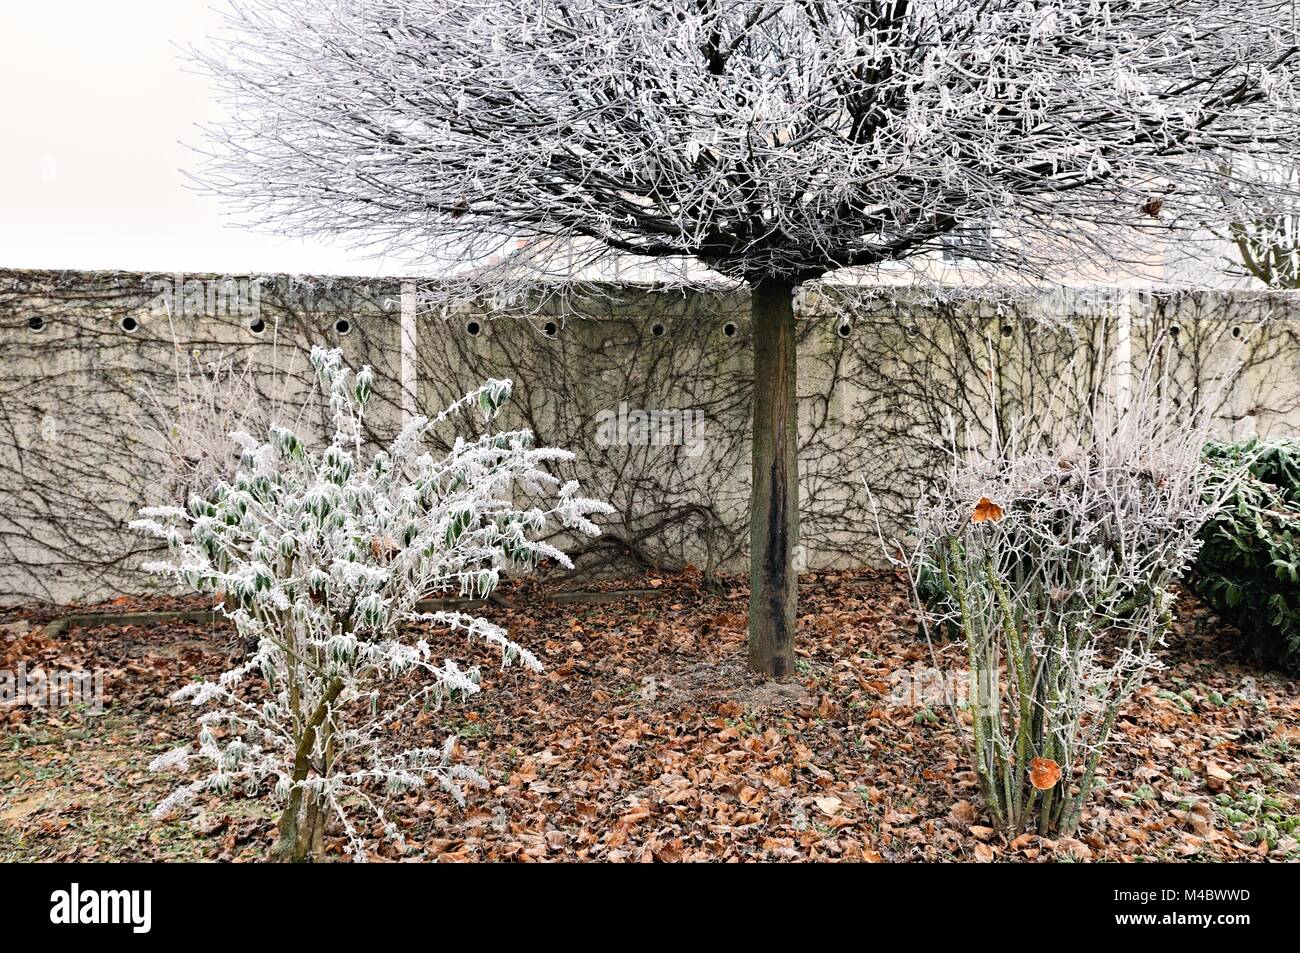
[972, 496, 1004, 523]
[1029, 757, 1062, 791]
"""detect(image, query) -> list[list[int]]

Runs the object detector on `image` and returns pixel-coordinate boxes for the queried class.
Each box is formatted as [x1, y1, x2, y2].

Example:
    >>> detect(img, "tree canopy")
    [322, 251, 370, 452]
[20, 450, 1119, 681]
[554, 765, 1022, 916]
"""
[200, 0, 1300, 287]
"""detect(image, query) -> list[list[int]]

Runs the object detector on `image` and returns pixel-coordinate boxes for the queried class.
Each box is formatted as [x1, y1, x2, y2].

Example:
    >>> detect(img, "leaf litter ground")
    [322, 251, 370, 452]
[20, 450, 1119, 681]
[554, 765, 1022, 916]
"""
[2, 570, 1297, 862]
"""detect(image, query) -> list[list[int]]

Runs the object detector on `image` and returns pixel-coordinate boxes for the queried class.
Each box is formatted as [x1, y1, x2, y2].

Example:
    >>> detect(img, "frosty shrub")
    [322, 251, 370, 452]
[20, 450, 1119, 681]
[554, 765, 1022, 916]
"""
[135, 347, 291, 506]
[131, 347, 612, 861]
[897, 380, 1236, 836]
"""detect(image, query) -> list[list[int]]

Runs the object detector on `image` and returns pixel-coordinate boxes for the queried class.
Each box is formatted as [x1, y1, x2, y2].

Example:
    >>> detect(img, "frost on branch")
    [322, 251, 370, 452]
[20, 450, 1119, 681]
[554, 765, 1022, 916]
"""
[891, 356, 1244, 836]
[131, 346, 613, 862]
[1219, 156, 1300, 289]
[194, 0, 1300, 306]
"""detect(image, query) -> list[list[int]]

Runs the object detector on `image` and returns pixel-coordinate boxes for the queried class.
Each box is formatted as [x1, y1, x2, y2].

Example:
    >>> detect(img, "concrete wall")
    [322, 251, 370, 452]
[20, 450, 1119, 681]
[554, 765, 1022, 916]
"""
[2, 268, 1299, 604]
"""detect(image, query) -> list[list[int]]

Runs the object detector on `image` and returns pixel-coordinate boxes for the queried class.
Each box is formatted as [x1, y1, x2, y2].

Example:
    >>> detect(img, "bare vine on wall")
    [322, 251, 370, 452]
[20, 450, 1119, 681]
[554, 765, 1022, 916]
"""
[3, 268, 1299, 603]
[414, 287, 754, 578]
[0, 270, 406, 602]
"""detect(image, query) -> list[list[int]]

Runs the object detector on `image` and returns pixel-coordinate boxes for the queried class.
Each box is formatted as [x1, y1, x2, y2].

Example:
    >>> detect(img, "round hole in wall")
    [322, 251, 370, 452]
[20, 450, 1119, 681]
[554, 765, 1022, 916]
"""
[465, 319, 482, 337]
[651, 322, 666, 337]
[120, 316, 138, 333]
[722, 321, 738, 338]
[27, 315, 46, 333]
[334, 318, 351, 335]
[248, 317, 266, 335]
[1169, 324, 1181, 342]
[837, 321, 852, 339]
[542, 320, 558, 338]
[1000, 323, 1014, 337]
[1231, 324, 1243, 340]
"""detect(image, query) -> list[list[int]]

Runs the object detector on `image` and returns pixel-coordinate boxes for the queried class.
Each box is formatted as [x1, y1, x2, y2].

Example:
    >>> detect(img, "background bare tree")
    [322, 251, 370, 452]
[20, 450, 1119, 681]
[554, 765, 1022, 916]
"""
[193, 0, 1300, 676]
[1224, 158, 1300, 289]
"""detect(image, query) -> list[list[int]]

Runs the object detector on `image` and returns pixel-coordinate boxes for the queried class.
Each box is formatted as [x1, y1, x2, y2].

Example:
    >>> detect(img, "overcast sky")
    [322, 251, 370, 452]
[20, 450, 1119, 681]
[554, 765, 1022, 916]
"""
[0, 1, 408, 276]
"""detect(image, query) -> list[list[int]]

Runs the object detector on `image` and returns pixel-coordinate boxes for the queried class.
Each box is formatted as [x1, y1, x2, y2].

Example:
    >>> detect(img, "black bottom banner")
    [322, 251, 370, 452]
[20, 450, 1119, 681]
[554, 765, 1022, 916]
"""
[0, 860, 1282, 941]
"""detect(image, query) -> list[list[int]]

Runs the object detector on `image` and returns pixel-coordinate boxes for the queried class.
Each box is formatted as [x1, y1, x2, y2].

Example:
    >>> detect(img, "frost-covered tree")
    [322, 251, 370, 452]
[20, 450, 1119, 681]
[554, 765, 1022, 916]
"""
[133, 347, 611, 861]
[197, 0, 1300, 676]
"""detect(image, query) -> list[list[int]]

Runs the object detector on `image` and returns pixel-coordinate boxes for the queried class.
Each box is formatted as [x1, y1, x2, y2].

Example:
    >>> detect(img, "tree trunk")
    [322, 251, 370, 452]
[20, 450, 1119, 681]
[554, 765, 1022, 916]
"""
[747, 278, 799, 678]
[274, 678, 343, 862]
